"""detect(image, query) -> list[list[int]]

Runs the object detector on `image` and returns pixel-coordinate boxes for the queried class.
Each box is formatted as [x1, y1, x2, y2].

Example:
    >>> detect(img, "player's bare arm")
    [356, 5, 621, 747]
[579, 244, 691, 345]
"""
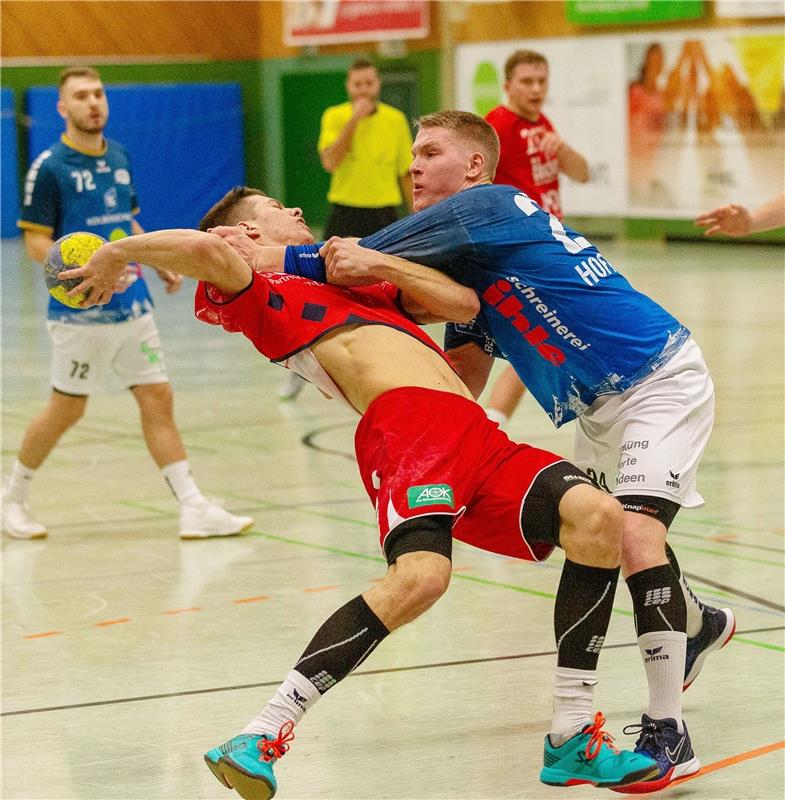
[321, 238, 480, 323]
[544, 134, 589, 183]
[695, 192, 785, 237]
[319, 98, 374, 173]
[132, 216, 182, 293]
[209, 226, 288, 272]
[446, 343, 495, 399]
[60, 229, 252, 306]
[22, 229, 55, 263]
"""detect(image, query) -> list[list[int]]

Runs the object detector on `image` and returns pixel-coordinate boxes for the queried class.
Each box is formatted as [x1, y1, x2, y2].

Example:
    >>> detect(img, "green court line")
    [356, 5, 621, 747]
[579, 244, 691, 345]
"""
[262, 525, 784, 652]
[690, 585, 736, 599]
[117, 499, 173, 515]
[231, 494, 784, 567]
[667, 543, 783, 568]
[733, 636, 785, 653]
[674, 517, 783, 536]
[224, 492, 375, 528]
[249, 529, 635, 617]
[270, 506, 376, 528]
[256, 530, 383, 563]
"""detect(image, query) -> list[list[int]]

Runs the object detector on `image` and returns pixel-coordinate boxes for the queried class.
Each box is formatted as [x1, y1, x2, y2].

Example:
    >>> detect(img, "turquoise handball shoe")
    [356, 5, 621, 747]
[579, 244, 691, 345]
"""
[540, 712, 659, 789]
[204, 721, 295, 800]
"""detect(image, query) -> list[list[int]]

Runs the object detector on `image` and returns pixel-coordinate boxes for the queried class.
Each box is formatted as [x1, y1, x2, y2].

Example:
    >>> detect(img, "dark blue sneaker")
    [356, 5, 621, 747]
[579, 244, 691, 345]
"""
[684, 606, 736, 690]
[540, 712, 658, 788]
[204, 722, 294, 800]
[612, 715, 700, 793]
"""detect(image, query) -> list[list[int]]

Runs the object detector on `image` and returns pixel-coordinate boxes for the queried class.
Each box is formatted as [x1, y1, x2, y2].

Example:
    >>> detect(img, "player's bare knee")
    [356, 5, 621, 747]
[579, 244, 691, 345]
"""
[48, 393, 86, 430]
[133, 381, 174, 414]
[620, 513, 667, 575]
[562, 490, 623, 564]
[393, 553, 451, 614]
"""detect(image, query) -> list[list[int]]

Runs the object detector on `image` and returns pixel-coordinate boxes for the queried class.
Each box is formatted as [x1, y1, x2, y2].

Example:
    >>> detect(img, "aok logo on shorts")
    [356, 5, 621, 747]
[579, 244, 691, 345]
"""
[407, 484, 455, 509]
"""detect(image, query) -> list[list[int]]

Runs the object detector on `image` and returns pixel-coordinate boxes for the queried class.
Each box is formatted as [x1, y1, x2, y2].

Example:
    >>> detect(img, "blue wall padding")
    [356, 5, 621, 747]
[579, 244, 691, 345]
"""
[26, 83, 245, 231]
[2, 87, 21, 238]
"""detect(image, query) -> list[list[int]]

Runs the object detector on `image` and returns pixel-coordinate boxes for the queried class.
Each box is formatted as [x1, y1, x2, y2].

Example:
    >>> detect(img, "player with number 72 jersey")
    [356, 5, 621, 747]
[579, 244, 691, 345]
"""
[284, 183, 690, 427]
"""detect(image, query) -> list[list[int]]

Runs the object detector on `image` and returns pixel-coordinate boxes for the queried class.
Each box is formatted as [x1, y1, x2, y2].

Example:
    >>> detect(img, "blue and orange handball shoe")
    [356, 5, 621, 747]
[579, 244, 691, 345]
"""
[611, 715, 701, 794]
[540, 712, 659, 789]
[204, 721, 294, 800]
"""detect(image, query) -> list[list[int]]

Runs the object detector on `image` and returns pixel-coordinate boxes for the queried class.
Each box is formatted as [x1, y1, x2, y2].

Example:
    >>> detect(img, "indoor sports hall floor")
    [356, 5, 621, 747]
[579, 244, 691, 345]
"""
[2, 236, 783, 800]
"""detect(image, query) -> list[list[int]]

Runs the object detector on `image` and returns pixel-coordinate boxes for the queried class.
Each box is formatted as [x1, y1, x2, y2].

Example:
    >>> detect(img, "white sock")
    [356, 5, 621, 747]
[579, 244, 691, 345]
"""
[162, 460, 204, 506]
[549, 666, 597, 745]
[680, 577, 706, 637]
[638, 630, 686, 730]
[242, 670, 321, 737]
[4, 460, 36, 502]
[485, 408, 508, 428]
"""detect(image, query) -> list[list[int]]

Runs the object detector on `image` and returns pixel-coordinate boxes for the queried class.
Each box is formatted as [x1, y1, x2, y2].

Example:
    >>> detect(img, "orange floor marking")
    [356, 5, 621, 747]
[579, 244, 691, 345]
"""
[162, 607, 202, 615]
[23, 630, 63, 639]
[618, 740, 785, 796]
[232, 595, 270, 604]
[451, 565, 472, 572]
[304, 585, 338, 593]
[94, 618, 131, 627]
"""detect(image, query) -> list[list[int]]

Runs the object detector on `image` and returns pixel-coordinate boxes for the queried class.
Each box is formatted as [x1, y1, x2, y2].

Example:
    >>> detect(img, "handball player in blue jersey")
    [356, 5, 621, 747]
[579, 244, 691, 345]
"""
[66, 188, 660, 795]
[3, 66, 252, 540]
[261, 111, 735, 792]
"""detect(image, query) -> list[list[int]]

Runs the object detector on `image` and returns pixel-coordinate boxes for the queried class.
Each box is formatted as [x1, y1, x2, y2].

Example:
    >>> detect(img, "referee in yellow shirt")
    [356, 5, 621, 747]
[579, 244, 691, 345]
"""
[318, 59, 414, 238]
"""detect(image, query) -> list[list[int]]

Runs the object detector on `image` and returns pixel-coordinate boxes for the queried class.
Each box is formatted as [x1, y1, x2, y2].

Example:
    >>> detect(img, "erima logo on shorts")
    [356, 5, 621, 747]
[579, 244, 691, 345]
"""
[407, 484, 454, 509]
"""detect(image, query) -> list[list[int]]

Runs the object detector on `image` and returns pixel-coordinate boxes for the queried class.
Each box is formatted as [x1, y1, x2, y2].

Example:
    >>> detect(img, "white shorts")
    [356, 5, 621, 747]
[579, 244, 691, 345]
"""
[47, 313, 168, 396]
[574, 338, 714, 508]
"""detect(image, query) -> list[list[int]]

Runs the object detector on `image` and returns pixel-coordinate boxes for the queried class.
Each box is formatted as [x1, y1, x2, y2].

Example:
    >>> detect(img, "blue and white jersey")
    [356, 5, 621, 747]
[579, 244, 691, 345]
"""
[285, 184, 689, 427]
[19, 134, 153, 324]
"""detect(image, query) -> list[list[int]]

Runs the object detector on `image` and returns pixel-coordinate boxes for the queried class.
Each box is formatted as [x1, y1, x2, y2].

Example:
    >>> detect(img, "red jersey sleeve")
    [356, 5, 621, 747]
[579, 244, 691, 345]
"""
[194, 273, 263, 338]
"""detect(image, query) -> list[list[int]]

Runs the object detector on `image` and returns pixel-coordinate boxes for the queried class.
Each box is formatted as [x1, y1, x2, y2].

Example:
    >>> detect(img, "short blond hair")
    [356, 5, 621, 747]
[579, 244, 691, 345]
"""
[504, 50, 548, 81]
[416, 110, 500, 179]
[58, 66, 102, 91]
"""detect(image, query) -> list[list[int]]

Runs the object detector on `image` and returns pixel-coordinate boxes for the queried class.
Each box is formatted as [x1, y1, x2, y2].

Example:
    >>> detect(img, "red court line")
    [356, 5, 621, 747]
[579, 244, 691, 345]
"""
[94, 618, 131, 627]
[232, 595, 270, 604]
[618, 740, 785, 796]
[304, 585, 338, 593]
[162, 607, 201, 615]
[23, 630, 63, 639]
[451, 565, 472, 572]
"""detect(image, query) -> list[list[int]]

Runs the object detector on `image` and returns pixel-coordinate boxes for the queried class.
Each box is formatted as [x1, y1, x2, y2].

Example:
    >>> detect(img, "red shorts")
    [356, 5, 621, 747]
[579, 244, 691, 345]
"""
[355, 387, 581, 562]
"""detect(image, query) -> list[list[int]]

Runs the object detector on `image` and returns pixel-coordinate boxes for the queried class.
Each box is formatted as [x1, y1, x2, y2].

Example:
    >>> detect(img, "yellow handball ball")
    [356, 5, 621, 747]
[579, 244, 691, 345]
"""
[43, 231, 107, 308]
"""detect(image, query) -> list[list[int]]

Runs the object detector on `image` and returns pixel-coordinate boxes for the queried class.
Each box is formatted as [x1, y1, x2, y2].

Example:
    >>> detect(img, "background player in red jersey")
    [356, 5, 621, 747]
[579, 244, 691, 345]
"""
[63, 187, 656, 797]
[484, 49, 590, 429]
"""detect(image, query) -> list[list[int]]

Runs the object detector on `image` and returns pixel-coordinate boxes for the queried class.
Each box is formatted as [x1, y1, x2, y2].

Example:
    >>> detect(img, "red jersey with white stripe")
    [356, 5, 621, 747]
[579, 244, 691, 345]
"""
[485, 105, 563, 219]
[194, 271, 445, 363]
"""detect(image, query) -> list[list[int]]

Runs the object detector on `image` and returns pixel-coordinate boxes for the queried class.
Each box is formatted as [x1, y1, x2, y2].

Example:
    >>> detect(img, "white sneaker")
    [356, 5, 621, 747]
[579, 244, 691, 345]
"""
[179, 500, 253, 540]
[2, 497, 48, 539]
[278, 372, 306, 401]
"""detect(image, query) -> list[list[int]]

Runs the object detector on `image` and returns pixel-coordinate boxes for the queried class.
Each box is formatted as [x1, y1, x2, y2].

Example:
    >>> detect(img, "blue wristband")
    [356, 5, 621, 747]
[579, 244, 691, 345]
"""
[284, 244, 327, 282]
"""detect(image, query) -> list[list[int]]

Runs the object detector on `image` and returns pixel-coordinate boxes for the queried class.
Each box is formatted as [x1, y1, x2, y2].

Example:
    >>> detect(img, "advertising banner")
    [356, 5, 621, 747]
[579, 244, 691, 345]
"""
[565, 0, 704, 25]
[455, 27, 783, 218]
[714, 1, 784, 18]
[283, 1, 429, 46]
[455, 38, 628, 216]
[627, 30, 784, 216]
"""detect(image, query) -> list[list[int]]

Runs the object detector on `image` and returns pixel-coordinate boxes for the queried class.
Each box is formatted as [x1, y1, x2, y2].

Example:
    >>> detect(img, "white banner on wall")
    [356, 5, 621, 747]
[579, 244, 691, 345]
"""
[714, 1, 784, 18]
[455, 27, 784, 218]
[455, 38, 628, 216]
